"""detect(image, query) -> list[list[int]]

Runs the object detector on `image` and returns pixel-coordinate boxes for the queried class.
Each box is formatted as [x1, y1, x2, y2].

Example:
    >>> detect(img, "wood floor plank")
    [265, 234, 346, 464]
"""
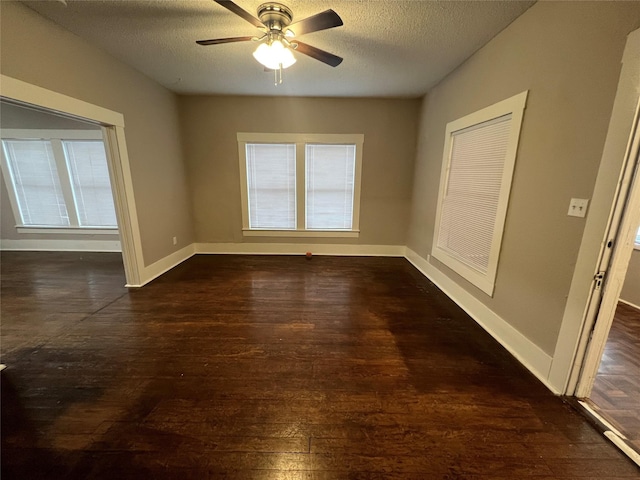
[590, 302, 640, 455]
[2, 252, 638, 478]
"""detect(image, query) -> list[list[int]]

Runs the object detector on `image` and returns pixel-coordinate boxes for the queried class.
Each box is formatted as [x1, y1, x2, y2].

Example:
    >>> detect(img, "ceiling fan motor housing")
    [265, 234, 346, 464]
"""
[257, 3, 293, 32]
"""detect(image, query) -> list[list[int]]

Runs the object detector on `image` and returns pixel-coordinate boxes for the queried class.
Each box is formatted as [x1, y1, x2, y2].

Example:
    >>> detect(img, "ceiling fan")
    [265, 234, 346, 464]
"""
[197, 1, 344, 83]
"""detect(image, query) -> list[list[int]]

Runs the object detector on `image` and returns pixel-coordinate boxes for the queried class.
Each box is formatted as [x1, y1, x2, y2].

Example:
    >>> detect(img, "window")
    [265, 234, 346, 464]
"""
[1, 129, 117, 233]
[432, 91, 528, 296]
[245, 143, 296, 230]
[64, 140, 117, 227]
[635, 225, 640, 250]
[238, 133, 363, 237]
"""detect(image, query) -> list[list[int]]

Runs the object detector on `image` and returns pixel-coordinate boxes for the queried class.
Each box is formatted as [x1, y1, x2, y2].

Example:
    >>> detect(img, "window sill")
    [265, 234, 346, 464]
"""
[242, 229, 360, 238]
[16, 226, 118, 235]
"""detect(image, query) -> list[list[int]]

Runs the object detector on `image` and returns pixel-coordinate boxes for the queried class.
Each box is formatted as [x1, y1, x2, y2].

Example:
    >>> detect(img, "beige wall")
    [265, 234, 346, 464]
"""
[1, 102, 101, 130]
[179, 95, 420, 245]
[620, 249, 640, 308]
[0, 2, 193, 265]
[407, 1, 640, 355]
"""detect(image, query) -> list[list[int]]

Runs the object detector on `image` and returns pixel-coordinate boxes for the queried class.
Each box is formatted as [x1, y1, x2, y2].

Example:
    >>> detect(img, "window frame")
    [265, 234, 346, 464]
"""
[237, 133, 364, 238]
[0, 129, 118, 235]
[431, 91, 528, 296]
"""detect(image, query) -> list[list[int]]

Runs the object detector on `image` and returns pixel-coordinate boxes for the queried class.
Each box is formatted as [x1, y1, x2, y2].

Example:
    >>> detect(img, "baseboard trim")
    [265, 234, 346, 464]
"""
[195, 242, 406, 257]
[132, 244, 196, 288]
[618, 298, 640, 311]
[404, 248, 557, 394]
[0, 238, 121, 252]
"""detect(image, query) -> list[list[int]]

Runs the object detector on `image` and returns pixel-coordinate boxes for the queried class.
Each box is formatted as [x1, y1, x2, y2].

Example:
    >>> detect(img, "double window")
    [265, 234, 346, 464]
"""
[432, 92, 528, 296]
[1, 129, 117, 233]
[238, 133, 363, 237]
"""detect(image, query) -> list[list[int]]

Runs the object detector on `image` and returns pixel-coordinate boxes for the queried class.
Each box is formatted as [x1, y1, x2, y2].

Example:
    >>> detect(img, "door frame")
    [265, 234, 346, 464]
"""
[574, 100, 640, 398]
[0, 74, 144, 286]
[548, 27, 640, 394]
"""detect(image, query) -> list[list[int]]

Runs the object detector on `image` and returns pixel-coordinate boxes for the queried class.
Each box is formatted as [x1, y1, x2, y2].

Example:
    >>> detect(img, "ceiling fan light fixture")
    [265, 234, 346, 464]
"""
[253, 40, 296, 70]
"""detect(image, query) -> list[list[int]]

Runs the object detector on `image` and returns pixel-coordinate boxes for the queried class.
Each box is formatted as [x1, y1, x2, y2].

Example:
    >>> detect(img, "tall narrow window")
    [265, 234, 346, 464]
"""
[306, 144, 356, 230]
[2, 139, 69, 226]
[432, 92, 528, 296]
[64, 141, 117, 227]
[245, 143, 296, 230]
[437, 116, 512, 273]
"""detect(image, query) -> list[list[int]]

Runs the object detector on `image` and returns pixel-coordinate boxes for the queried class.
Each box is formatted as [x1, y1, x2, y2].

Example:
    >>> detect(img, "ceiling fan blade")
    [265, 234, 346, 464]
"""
[214, 1, 265, 29]
[294, 41, 343, 67]
[197, 36, 254, 46]
[286, 9, 343, 37]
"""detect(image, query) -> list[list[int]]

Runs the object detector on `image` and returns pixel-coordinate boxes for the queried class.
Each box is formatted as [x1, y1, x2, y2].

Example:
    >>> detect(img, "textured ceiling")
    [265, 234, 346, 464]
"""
[21, 0, 535, 97]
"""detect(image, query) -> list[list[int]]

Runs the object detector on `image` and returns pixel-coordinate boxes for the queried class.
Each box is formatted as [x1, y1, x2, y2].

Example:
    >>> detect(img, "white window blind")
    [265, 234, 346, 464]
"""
[64, 141, 117, 227]
[437, 115, 512, 273]
[2, 140, 70, 226]
[246, 143, 296, 229]
[305, 144, 356, 230]
[432, 91, 527, 296]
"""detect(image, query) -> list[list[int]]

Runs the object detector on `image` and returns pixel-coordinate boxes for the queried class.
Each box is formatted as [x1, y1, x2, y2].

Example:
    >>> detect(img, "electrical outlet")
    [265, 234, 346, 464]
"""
[172, 236, 177, 245]
[568, 198, 589, 218]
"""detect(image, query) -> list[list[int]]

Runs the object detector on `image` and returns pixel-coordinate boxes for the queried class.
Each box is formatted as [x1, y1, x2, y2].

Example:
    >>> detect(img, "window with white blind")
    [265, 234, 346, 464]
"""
[306, 144, 356, 230]
[1, 129, 118, 233]
[246, 143, 296, 229]
[238, 133, 363, 237]
[432, 91, 528, 296]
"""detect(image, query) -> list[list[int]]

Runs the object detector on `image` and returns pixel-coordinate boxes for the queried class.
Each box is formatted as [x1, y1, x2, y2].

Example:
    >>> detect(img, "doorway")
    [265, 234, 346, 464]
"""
[573, 96, 640, 463]
[0, 74, 144, 286]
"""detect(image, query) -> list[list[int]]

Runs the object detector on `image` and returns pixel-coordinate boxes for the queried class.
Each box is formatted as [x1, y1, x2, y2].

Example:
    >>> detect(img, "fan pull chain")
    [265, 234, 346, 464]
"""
[274, 63, 283, 86]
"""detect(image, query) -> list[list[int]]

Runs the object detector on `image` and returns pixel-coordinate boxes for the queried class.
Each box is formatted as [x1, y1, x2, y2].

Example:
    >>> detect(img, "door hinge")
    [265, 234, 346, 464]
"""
[594, 271, 606, 290]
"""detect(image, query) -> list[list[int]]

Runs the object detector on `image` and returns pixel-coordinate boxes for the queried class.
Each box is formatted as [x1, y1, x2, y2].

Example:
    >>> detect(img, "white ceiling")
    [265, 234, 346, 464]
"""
[21, 0, 535, 98]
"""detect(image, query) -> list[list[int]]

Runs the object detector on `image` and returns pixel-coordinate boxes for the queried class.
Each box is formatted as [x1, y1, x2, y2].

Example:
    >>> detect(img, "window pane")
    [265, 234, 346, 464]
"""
[305, 144, 355, 230]
[246, 143, 296, 229]
[2, 140, 69, 226]
[636, 226, 640, 245]
[437, 115, 512, 273]
[63, 141, 117, 227]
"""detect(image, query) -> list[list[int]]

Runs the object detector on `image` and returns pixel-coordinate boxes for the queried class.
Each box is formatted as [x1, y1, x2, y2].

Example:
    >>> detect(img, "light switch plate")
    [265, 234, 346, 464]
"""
[568, 198, 589, 218]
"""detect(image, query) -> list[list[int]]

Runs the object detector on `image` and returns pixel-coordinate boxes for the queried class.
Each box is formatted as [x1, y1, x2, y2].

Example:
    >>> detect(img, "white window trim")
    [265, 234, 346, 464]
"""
[431, 91, 528, 296]
[0, 128, 117, 233]
[237, 132, 364, 237]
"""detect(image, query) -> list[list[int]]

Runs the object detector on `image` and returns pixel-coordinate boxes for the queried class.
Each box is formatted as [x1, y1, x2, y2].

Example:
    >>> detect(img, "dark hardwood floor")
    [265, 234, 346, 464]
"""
[1, 252, 638, 479]
[590, 302, 640, 453]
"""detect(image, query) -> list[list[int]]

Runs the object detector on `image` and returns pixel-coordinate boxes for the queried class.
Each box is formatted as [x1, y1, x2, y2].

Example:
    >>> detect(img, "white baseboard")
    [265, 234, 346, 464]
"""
[404, 248, 557, 394]
[134, 244, 196, 287]
[195, 242, 405, 257]
[618, 297, 640, 311]
[0, 238, 121, 252]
